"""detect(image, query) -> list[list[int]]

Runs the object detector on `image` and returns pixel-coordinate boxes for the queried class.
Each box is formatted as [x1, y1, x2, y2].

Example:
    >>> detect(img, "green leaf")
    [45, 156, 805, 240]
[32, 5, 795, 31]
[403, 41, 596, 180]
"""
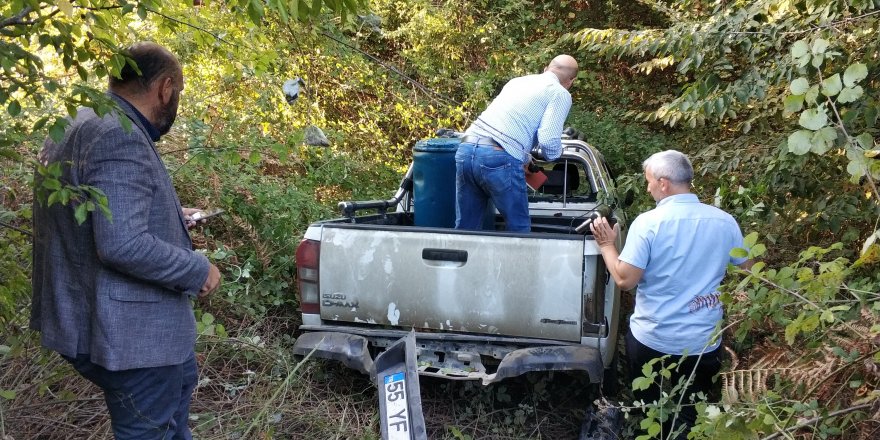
[802, 314, 820, 332]
[799, 107, 828, 130]
[33, 116, 50, 131]
[202, 313, 215, 325]
[805, 85, 820, 104]
[788, 130, 813, 155]
[42, 178, 61, 191]
[730, 248, 748, 258]
[751, 243, 767, 258]
[0, 389, 15, 400]
[790, 77, 809, 95]
[743, 231, 759, 248]
[247, 0, 265, 24]
[57, 0, 74, 17]
[862, 230, 879, 256]
[820, 74, 841, 97]
[47, 190, 61, 206]
[797, 54, 811, 68]
[820, 309, 835, 323]
[277, 0, 289, 22]
[97, 200, 112, 221]
[49, 118, 68, 142]
[855, 133, 874, 149]
[312, 0, 322, 18]
[785, 316, 802, 345]
[632, 376, 653, 391]
[811, 38, 828, 55]
[790, 40, 809, 59]
[784, 94, 804, 113]
[248, 150, 261, 163]
[60, 188, 72, 204]
[74, 203, 88, 224]
[289, 0, 300, 20]
[7, 100, 21, 117]
[837, 86, 863, 104]
[810, 126, 837, 154]
[47, 162, 62, 177]
[847, 158, 866, 178]
[843, 63, 868, 87]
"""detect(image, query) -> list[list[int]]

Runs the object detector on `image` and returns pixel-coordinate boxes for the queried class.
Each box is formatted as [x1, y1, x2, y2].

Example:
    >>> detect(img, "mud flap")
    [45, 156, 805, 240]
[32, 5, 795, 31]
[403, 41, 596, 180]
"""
[375, 330, 427, 440]
[292, 332, 374, 375]
[482, 345, 604, 385]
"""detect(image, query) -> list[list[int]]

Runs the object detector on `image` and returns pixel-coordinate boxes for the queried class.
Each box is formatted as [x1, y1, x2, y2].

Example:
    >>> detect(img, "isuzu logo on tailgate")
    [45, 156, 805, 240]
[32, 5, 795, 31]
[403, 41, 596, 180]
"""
[540, 318, 577, 325]
[323, 292, 359, 308]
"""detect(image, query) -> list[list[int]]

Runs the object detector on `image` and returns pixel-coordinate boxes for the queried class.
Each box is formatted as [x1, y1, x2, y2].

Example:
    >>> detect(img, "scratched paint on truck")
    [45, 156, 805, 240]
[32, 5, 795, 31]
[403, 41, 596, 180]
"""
[318, 227, 585, 341]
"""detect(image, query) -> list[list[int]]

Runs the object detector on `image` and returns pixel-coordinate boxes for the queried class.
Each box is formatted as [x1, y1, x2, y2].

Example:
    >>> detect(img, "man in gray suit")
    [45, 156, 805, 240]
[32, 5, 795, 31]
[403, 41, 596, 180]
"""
[31, 42, 221, 439]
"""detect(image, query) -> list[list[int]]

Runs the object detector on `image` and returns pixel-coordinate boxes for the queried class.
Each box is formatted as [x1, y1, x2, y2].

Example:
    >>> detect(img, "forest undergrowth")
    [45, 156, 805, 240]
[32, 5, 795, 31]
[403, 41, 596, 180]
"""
[3, 0, 880, 439]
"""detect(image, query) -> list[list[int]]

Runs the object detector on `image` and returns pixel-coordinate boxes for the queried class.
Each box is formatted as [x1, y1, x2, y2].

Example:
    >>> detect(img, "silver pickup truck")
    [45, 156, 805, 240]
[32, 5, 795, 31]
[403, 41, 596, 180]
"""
[293, 132, 626, 389]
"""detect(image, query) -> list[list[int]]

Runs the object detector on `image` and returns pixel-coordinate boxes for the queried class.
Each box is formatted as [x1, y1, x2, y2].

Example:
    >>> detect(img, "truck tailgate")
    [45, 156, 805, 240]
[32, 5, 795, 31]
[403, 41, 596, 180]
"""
[318, 226, 585, 341]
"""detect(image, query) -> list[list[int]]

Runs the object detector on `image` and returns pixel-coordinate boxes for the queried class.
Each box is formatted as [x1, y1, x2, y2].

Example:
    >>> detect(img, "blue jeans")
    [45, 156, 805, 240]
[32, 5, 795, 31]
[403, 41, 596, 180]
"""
[64, 353, 198, 440]
[455, 143, 529, 232]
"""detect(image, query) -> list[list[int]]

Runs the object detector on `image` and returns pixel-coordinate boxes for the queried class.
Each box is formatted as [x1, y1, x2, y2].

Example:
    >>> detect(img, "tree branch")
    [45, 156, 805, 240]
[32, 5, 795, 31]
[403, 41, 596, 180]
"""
[745, 269, 864, 337]
[0, 221, 32, 237]
[768, 345, 880, 438]
[319, 30, 461, 109]
[0, 6, 33, 29]
[143, 6, 236, 46]
[760, 402, 877, 440]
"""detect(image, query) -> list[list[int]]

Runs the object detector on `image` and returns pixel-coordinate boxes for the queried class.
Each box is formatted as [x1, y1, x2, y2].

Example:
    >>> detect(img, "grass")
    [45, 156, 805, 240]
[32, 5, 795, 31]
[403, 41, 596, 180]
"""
[1, 308, 608, 439]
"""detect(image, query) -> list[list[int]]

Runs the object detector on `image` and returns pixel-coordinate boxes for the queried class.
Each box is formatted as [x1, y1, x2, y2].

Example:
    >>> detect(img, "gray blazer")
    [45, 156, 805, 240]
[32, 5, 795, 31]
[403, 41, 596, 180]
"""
[31, 94, 210, 371]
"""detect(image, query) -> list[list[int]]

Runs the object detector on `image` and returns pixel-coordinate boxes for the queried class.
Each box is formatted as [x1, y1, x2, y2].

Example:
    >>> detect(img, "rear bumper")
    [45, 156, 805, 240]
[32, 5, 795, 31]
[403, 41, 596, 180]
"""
[293, 328, 603, 385]
[294, 331, 374, 375]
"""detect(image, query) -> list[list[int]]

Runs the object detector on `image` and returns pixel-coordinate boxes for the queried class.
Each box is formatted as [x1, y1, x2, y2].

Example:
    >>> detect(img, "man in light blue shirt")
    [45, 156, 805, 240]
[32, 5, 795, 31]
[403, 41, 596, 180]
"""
[590, 150, 751, 438]
[454, 54, 578, 232]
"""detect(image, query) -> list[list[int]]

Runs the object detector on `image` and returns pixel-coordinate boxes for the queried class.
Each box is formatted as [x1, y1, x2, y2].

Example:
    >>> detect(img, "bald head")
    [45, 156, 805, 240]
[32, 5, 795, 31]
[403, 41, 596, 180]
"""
[546, 54, 578, 88]
[109, 42, 182, 96]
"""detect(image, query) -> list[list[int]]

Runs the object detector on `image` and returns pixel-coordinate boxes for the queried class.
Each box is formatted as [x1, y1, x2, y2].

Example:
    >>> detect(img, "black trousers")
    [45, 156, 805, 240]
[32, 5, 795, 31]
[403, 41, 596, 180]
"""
[626, 328, 721, 439]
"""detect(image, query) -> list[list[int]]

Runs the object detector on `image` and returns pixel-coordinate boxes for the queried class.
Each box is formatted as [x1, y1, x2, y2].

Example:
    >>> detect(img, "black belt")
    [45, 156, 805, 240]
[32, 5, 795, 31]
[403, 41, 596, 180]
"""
[461, 135, 502, 149]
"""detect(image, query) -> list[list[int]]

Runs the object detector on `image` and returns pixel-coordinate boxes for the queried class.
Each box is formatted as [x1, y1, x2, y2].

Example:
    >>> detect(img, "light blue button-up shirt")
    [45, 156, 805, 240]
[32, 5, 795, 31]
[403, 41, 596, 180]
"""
[466, 71, 571, 163]
[620, 193, 747, 355]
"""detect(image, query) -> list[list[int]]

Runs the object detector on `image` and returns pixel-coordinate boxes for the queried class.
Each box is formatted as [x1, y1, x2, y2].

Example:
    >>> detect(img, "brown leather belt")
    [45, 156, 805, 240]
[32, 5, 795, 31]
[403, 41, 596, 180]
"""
[461, 135, 503, 150]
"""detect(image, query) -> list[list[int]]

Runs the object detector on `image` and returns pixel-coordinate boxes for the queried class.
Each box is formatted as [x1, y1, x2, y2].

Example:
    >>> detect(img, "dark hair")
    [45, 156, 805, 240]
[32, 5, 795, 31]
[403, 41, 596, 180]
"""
[108, 42, 180, 94]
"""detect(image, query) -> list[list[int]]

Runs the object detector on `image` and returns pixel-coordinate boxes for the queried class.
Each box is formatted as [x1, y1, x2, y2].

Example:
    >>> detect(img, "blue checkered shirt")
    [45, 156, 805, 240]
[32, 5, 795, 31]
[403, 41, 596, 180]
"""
[466, 71, 572, 163]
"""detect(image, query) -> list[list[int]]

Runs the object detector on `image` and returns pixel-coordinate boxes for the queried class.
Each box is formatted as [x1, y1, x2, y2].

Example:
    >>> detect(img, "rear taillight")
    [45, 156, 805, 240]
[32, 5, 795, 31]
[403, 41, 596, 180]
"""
[295, 239, 320, 314]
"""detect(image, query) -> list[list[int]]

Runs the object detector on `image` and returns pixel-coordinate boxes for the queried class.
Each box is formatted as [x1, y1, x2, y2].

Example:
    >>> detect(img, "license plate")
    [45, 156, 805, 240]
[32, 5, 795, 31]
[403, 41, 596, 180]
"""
[383, 372, 410, 440]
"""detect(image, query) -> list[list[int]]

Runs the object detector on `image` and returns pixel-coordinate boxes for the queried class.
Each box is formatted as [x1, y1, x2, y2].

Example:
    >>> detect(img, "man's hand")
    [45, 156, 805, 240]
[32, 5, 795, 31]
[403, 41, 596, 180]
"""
[590, 216, 643, 290]
[590, 216, 619, 248]
[182, 207, 206, 229]
[198, 263, 221, 298]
